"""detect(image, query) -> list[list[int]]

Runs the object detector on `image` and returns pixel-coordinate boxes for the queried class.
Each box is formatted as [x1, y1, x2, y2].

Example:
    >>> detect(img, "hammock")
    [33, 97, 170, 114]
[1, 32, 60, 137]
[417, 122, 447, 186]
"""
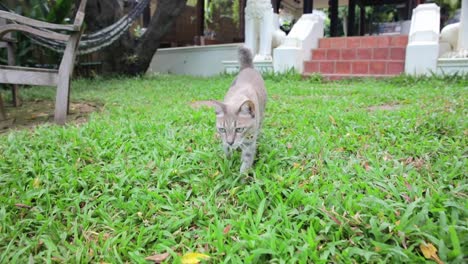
[0, 0, 151, 55]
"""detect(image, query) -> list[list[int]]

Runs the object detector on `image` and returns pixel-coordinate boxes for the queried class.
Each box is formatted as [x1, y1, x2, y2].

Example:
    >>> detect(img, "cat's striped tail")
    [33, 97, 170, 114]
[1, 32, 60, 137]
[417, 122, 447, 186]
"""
[238, 46, 254, 70]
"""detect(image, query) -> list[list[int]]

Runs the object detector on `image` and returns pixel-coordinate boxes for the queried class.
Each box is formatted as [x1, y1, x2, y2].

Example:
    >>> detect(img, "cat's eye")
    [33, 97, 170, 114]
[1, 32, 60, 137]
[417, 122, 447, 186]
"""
[218, 127, 226, 133]
[235, 127, 245, 133]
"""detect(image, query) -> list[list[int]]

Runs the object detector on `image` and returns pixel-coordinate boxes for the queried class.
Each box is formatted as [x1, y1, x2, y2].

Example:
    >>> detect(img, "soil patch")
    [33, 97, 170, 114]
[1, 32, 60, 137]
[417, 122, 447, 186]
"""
[367, 103, 401, 112]
[0, 100, 100, 133]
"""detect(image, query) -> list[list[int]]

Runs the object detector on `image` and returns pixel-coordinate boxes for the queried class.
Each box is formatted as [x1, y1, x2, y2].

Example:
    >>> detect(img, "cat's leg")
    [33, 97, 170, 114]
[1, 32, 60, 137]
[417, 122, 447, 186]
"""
[240, 140, 257, 173]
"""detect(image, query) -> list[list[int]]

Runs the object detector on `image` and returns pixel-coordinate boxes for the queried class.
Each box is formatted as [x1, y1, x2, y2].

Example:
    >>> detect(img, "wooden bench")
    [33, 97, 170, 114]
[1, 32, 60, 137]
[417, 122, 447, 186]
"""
[0, 0, 87, 124]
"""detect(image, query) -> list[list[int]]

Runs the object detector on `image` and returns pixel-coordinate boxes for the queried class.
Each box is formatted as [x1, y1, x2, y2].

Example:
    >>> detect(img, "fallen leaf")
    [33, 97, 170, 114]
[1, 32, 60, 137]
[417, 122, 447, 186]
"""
[33, 177, 40, 188]
[181, 252, 210, 264]
[223, 224, 231, 234]
[401, 193, 412, 203]
[286, 142, 292, 149]
[362, 161, 371, 171]
[15, 203, 32, 209]
[145, 252, 170, 263]
[329, 115, 337, 125]
[320, 207, 342, 226]
[420, 242, 444, 264]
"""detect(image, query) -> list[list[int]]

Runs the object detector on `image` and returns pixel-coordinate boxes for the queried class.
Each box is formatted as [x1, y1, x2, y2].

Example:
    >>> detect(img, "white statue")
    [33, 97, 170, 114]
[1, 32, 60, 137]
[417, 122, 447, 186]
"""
[439, 0, 468, 58]
[244, 0, 276, 61]
[440, 22, 460, 56]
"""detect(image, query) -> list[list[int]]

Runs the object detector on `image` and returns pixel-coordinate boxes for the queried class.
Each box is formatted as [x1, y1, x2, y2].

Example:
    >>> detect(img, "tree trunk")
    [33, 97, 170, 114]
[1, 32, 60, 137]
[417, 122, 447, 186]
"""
[84, 0, 135, 74]
[127, 0, 188, 75]
[84, 0, 187, 76]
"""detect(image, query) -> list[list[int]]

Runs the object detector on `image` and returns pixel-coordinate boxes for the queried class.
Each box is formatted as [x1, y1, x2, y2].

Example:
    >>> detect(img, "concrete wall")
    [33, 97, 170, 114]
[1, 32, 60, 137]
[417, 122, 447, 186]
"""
[147, 43, 241, 77]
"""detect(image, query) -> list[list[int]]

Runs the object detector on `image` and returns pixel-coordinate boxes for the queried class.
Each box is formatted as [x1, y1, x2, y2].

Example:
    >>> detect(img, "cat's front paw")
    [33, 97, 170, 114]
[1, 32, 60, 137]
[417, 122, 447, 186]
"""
[240, 163, 251, 173]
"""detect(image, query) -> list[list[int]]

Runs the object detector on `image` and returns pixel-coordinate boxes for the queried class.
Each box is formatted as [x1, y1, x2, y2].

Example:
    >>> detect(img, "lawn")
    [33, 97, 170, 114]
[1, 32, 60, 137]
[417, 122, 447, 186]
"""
[0, 74, 466, 263]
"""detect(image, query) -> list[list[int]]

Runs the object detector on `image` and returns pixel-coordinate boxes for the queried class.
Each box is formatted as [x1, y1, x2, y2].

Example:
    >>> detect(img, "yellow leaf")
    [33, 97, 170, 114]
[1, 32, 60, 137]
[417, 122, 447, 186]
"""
[33, 177, 40, 188]
[420, 242, 444, 264]
[181, 252, 210, 264]
[395, 220, 400, 226]
[329, 115, 337, 125]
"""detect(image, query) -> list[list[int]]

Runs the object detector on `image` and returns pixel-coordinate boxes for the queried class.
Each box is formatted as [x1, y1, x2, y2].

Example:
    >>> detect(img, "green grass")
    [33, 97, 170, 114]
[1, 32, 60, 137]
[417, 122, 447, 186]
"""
[0, 73, 467, 263]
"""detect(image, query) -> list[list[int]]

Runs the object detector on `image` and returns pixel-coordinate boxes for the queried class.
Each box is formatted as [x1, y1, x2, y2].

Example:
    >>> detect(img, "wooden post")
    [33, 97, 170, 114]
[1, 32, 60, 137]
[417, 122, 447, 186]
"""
[360, 4, 366, 35]
[143, 4, 150, 27]
[272, 0, 282, 13]
[303, 0, 313, 14]
[198, 0, 204, 37]
[347, 0, 356, 36]
[329, 0, 338, 37]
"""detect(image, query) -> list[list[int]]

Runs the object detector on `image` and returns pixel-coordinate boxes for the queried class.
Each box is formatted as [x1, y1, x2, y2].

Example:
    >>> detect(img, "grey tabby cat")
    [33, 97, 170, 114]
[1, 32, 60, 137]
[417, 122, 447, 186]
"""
[198, 46, 267, 173]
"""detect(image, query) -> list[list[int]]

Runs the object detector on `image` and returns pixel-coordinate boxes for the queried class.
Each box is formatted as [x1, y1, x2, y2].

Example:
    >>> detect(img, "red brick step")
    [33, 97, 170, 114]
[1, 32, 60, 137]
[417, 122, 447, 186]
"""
[318, 35, 408, 49]
[304, 35, 408, 80]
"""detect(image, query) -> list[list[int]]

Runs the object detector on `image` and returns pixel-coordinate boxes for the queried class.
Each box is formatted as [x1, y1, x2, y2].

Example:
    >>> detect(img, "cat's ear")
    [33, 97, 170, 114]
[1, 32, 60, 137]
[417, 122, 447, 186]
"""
[193, 100, 226, 116]
[238, 100, 255, 118]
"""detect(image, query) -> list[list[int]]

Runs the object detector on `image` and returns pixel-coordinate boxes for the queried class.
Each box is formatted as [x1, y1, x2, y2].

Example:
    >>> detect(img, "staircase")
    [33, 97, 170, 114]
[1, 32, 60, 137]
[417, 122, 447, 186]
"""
[304, 35, 408, 80]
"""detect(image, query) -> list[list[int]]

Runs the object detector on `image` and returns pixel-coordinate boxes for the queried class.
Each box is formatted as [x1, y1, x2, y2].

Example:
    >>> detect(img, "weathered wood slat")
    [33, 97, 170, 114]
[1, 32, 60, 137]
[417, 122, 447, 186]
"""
[0, 11, 78, 31]
[0, 24, 70, 41]
[0, 0, 87, 124]
[72, 0, 87, 30]
[0, 66, 58, 86]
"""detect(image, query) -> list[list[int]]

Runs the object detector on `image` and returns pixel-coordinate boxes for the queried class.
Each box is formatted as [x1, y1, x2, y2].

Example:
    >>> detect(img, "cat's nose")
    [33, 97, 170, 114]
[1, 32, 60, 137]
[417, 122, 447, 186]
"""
[227, 141, 234, 146]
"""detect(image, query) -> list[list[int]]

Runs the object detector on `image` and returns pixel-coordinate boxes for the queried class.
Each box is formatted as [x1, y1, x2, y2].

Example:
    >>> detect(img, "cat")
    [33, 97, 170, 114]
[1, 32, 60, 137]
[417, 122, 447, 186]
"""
[197, 46, 267, 173]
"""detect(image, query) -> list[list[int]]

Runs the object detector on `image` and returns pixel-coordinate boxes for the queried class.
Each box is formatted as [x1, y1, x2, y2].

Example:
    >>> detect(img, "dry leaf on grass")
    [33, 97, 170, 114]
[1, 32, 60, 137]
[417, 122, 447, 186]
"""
[145, 252, 170, 263]
[420, 242, 444, 264]
[329, 115, 337, 125]
[223, 224, 231, 234]
[181, 252, 210, 264]
[33, 177, 40, 188]
[15, 203, 32, 209]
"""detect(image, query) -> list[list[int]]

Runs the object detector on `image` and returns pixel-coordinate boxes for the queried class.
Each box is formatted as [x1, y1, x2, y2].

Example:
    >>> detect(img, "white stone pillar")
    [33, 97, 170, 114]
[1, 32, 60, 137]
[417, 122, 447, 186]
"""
[257, 8, 274, 61]
[405, 3, 440, 75]
[458, 0, 468, 50]
[244, 15, 257, 55]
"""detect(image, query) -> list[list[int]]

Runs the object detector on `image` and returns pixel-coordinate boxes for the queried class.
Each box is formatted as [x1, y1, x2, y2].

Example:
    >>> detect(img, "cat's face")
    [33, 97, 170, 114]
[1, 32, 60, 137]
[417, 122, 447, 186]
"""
[213, 100, 256, 148]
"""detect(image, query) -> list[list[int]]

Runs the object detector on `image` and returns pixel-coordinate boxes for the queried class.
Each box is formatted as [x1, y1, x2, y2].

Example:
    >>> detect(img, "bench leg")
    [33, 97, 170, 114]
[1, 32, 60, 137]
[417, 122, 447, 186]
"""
[6, 43, 20, 107]
[54, 78, 70, 125]
[54, 30, 81, 125]
[0, 93, 6, 120]
[11, 84, 20, 107]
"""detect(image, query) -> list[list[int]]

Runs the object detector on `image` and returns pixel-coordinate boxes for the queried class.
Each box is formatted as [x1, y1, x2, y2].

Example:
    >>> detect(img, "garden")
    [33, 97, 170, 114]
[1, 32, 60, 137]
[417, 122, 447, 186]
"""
[0, 74, 466, 263]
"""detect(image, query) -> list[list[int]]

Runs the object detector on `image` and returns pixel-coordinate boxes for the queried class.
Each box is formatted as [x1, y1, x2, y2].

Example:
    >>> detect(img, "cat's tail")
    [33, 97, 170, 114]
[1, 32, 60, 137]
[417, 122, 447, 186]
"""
[238, 46, 254, 70]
